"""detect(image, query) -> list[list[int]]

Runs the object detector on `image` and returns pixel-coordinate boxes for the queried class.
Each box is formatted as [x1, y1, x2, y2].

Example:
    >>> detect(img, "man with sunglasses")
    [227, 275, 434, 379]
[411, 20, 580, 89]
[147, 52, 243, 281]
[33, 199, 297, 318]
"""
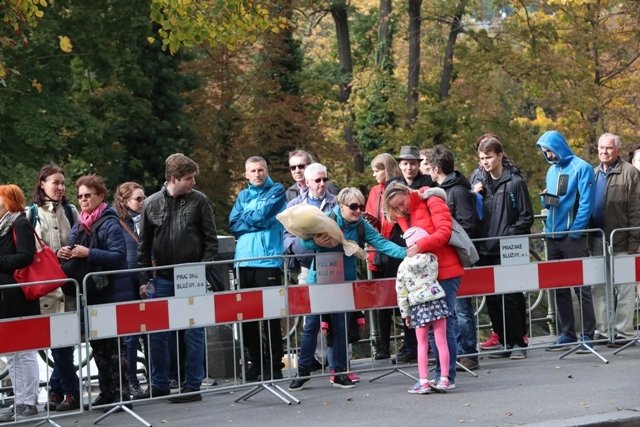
[286, 149, 339, 202]
[229, 156, 287, 381]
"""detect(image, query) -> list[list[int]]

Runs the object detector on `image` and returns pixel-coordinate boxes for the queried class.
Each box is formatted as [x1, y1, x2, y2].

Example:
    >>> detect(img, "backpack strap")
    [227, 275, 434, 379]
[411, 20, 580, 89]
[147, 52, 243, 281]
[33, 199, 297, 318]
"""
[62, 203, 75, 227]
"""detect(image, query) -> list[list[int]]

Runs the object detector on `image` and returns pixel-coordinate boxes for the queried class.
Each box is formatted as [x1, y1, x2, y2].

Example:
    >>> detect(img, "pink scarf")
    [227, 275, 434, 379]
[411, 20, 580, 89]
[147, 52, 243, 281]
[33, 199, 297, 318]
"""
[80, 202, 108, 232]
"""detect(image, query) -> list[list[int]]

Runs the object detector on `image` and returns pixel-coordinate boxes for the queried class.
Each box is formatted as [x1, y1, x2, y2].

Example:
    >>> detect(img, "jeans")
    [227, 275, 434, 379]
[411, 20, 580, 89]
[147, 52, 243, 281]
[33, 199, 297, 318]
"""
[325, 313, 348, 371]
[149, 277, 205, 390]
[455, 297, 477, 360]
[430, 277, 460, 383]
[49, 346, 80, 397]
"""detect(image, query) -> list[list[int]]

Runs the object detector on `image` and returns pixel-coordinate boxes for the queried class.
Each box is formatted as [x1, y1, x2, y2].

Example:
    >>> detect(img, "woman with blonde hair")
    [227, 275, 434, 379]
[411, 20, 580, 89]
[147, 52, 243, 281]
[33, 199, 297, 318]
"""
[0, 184, 39, 422]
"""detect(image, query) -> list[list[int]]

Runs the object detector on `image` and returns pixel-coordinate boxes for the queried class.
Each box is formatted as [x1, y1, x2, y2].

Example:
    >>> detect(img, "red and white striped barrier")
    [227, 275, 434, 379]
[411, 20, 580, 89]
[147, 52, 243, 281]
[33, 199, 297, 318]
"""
[612, 254, 640, 285]
[0, 312, 80, 354]
[85, 257, 607, 340]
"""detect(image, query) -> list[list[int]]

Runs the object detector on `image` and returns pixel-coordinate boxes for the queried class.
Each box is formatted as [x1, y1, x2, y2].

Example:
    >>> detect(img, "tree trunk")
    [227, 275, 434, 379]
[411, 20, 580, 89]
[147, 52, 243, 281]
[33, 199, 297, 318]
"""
[406, 0, 422, 128]
[377, 0, 393, 71]
[433, 0, 467, 145]
[330, 1, 363, 172]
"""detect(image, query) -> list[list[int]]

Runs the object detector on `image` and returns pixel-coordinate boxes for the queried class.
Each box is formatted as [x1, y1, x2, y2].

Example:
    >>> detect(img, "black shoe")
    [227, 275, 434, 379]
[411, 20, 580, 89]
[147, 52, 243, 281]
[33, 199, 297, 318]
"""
[244, 364, 262, 382]
[332, 374, 356, 389]
[607, 335, 635, 348]
[129, 384, 144, 399]
[374, 350, 390, 360]
[392, 352, 417, 364]
[132, 386, 170, 400]
[288, 366, 310, 391]
[83, 394, 114, 410]
[168, 386, 202, 403]
[261, 369, 283, 381]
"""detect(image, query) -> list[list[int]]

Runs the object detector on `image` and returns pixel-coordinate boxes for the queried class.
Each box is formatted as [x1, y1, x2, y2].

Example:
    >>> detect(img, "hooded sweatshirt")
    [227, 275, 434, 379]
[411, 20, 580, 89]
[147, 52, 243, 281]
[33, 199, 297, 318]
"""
[536, 130, 595, 239]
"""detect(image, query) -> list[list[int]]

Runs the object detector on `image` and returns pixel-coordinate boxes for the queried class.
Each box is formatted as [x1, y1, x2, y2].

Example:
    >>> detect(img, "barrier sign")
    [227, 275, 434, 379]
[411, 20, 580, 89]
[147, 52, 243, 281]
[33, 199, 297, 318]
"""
[174, 264, 207, 297]
[316, 253, 344, 284]
[500, 237, 530, 266]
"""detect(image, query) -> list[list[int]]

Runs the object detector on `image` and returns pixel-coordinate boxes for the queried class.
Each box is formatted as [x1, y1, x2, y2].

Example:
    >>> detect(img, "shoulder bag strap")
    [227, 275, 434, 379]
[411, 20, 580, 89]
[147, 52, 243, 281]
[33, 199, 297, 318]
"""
[119, 219, 139, 243]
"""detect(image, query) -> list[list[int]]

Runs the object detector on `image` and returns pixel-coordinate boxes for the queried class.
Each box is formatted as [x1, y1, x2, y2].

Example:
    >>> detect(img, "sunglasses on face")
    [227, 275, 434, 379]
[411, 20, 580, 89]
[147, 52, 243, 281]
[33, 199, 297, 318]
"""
[346, 203, 365, 212]
[77, 193, 97, 200]
[130, 196, 146, 202]
[290, 164, 306, 171]
[313, 177, 329, 184]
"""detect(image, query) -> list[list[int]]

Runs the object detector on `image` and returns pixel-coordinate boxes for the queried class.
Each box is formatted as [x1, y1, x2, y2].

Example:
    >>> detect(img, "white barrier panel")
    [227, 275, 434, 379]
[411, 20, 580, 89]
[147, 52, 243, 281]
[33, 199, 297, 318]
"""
[612, 255, 640, 285]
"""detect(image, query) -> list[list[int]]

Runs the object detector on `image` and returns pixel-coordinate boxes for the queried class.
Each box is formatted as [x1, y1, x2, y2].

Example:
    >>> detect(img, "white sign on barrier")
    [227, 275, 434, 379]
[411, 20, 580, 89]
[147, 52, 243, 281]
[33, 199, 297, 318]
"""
[500, 237, 530, 266]
[316, 253, 344, 284]
[174, 264, 207, 297]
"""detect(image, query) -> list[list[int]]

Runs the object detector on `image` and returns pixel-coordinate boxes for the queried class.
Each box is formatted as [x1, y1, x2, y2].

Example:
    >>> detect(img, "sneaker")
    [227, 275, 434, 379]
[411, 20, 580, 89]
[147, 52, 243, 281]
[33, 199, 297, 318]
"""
[56, 393, 80, 412]
[510, 344, 527, 360]
[479, 332, 502, 350]
[46, 391, 63, 411]
[576, 336, 594, 354]
[392, 351, 417, 364]
[0, 404, 23, 422]
[489, 344, 512, 358]
[332, 374, 356, 389]
[244, 364, 262, 382]
[428, 379, 456, 391]
[347, 372, 360, 383]
[546, 334, 577, 352]
[83, 393, 114, 410]
[456, 357, 479, 371]
[430, 378, 451, 393]
[328, 369, 336, 384]
[374, 350, 390, 360]
[132, 386, 170, 400]
[309, 358, 325, 372]
[288, 366, 310, 391]
[18, 404, 37, 418]
[168, 386, 202, 403]
[407, 382, 432, 394]
[130, 383, 144, 399]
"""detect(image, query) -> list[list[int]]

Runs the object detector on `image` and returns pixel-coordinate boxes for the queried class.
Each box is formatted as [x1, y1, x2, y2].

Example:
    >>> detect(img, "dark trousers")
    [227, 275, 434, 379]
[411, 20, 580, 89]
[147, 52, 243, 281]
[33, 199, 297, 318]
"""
[480, 254, 528, 346]
[91, 337, 129, 397]
[547, 237, 596, 338]
[238, 267, 283, 368]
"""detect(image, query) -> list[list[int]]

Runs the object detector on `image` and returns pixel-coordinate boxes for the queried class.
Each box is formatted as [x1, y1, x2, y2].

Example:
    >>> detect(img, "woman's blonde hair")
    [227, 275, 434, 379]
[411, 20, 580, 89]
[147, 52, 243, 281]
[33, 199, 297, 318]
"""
[336, 187, 365, 206]
[382, 181, 412, 222]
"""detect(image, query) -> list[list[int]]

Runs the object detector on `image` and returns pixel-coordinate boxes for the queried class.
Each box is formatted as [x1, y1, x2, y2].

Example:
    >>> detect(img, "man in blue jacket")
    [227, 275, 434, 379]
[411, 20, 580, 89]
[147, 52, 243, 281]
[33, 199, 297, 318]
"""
[229, 156, 287, 381]
[536, 130, 596, 352]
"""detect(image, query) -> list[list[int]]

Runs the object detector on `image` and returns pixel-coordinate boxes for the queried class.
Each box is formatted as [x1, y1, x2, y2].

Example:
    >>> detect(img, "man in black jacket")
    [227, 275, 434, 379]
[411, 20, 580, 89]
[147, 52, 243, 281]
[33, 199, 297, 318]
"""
[137, 153, 219, 403]
[473, 136, 533, 360]
[426, 145, 481, 371]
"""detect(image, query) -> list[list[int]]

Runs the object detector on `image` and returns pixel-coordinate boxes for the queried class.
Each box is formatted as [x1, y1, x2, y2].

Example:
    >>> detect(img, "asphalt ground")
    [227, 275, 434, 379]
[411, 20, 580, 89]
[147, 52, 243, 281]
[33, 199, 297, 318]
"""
[55, 340, 640, 427]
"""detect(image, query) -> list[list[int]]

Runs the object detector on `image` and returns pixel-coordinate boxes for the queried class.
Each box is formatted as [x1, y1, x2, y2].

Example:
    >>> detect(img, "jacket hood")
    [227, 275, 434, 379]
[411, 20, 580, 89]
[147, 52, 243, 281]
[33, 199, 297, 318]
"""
[418, 186, 447, 202]
[536, 130, 575, 166]
[439, 171, 471, 191]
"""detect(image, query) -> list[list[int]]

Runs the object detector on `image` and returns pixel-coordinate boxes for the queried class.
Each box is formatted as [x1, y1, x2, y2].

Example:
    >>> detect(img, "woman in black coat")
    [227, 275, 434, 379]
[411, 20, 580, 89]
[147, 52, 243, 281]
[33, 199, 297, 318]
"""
[0, 184, 39, 421]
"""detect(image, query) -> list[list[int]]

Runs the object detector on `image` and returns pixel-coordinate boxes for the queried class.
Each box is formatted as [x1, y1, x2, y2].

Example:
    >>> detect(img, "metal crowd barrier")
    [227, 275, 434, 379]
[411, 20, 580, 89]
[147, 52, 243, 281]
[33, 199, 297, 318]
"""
[2, 225, 639, 425]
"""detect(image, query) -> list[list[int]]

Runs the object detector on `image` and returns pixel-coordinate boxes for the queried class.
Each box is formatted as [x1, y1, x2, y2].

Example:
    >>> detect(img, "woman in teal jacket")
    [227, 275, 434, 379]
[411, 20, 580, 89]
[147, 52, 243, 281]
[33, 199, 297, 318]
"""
[289, 187, 405, 390]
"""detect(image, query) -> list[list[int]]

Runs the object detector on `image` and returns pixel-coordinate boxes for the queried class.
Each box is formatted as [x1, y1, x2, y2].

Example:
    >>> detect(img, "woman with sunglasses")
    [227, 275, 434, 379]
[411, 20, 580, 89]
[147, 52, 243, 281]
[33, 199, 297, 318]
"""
[383, 181, 464, 391]
[289, 187, 406, 390]
[58, 174, 133, 410]
[113, 182, 146, 398]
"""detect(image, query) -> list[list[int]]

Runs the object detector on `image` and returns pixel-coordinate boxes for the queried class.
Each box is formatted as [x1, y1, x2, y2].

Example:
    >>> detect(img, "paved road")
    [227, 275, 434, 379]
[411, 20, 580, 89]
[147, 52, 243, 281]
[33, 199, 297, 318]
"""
[58, 342, 640, 427]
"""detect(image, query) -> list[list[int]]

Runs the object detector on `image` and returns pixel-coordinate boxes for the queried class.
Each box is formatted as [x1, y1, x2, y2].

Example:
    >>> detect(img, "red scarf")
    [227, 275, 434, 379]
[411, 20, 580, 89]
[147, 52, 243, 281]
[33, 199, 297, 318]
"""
[80, 202, 107, 232]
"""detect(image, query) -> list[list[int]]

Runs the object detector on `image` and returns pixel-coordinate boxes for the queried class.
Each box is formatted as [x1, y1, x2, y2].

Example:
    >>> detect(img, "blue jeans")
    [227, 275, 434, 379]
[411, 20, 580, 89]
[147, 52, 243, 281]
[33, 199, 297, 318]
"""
[456, 297, 477, 361]
[298, 315, 320, 369]
[149, 277, 205, 390]
[49, 346, 80, 398]
[430, 277, 460, 383]
[325, 313, 348, 371]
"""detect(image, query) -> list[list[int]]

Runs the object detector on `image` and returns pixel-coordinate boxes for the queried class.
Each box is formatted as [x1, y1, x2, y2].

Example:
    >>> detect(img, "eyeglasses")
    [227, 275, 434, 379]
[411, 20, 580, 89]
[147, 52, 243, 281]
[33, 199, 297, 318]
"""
[130, 196, 146, 202]
[289, 164, 307, 171]
[313, 177, 329, 184]
[77, 193, 97, 200]
[346, 203, 365, 212]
